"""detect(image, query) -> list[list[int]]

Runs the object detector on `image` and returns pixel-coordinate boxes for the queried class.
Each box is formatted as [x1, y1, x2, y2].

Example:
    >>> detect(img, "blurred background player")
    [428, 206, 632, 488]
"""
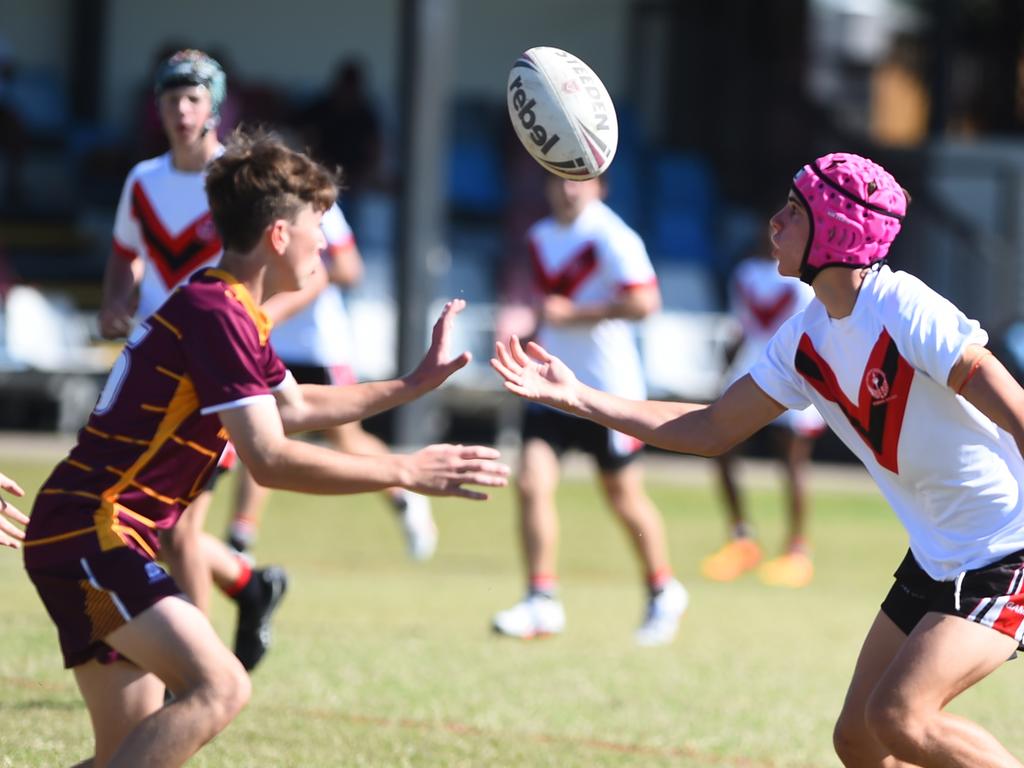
[491, 174, 687, 647]
[700, 244, 826, 588]
[227, 201, 438, 560]
[96, 49, 287, 669]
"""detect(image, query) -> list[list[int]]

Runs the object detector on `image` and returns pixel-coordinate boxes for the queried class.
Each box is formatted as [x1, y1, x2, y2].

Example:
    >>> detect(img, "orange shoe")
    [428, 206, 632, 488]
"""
[700, 538, 762, 582]
[757, 552, 814, 588]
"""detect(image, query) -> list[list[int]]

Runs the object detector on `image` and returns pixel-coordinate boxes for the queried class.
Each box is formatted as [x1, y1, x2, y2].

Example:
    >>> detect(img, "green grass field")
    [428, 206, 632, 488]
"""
[1, 451, 1022, 767]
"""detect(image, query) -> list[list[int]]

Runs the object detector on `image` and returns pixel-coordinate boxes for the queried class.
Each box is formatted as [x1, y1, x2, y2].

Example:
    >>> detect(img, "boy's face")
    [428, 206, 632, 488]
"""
[545, 176, 603, 224]
[769, 192, 810, 280]
[158, 85, 215, 149]
[266, 204, 327, 294]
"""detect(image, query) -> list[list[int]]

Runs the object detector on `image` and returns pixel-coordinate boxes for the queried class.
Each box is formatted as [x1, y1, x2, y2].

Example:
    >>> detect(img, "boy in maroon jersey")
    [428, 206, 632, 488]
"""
[24, 129, 508, 767]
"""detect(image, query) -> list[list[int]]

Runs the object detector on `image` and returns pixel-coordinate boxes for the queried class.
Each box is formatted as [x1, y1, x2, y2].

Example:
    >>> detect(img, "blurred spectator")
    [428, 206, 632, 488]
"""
[296, 59, 383, 205]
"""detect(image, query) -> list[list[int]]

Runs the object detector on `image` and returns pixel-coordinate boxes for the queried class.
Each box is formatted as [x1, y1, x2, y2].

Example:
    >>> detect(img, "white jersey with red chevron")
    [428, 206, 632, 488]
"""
[112, 152, 223, 322]
[270, 203, 356, 366]
[724, 256, 824, 435]
[750, 266, 1024, 579]
[529, 199, 655, 399]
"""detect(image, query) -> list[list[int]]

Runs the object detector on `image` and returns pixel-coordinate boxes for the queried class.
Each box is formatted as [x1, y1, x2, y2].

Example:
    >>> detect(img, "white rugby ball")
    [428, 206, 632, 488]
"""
[507, 46, 618, 180]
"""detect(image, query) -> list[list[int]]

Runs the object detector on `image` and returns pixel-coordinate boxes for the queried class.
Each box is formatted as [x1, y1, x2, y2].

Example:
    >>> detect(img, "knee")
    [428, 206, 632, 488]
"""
[863, 690, 928, 759]
[515, 471, 553, 504]
[192, 662, 251, 732]
[832, 710, 873, 766]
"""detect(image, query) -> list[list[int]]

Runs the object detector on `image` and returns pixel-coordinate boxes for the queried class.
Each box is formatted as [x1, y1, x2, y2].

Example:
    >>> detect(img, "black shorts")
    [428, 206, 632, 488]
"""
[881, 548, 1024, 649]
[521, 403, 643, 471]
[286, 363, 357, 387]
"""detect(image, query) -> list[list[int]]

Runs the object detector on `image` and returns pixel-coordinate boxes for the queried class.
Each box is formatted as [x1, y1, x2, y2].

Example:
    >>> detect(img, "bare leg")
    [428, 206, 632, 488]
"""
[715, 449, 745, 532]
[201, 533, 246, 593]
[775, 429, 814, 549]
[865, 612, 1021, 767]
[598, 462, 671, 580]
[229, 464, 270, 551]
[159, 490, 215, 615]
[517, 438, 561, 585]
[833, 611, 920, 767]
[75, 596, 250, 767]
[702, 447, 761, 581]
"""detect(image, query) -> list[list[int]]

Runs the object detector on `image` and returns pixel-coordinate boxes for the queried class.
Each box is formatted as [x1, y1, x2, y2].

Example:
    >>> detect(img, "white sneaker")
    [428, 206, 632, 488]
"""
[634, 579, 688, 647]
[396, 491, 438, 561]
[492, 595, 566, 639]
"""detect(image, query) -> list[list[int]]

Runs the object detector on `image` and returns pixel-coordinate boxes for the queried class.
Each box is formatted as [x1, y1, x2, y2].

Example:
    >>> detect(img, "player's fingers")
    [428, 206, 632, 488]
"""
[503, 381, 531, 398]
[489, 357, 521, 384]
[457, 445, 503, 461]
[493, 341, 515, 369]
[0, 474, 24, 496]
[525, 341, 552, 363]
[443, 351, 471, 375]
[2, 502, 28, 524]
[0, 516, 25, 541]
[509, 336, 531, 366]
[448, 486, 489, 501]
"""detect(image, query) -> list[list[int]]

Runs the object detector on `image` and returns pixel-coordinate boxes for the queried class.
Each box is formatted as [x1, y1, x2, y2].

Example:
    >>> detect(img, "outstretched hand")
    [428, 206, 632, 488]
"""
[0, 472, 28, 549]
[406, 299, 472, 393]
[490, 335, 581, 411]
[405, 444, 510, 500]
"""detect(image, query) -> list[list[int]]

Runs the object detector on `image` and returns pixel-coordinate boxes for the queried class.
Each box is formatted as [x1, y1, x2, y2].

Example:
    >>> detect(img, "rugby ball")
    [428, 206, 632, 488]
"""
[507, 47, 618, 180]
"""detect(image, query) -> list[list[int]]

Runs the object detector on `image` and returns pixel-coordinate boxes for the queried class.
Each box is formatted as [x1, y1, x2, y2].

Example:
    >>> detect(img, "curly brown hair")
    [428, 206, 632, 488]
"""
[206, 127, 339, 253]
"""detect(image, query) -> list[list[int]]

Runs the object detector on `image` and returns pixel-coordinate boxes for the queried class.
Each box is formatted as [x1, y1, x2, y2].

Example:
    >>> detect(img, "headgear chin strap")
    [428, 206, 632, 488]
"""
[154, 49, 227, 118]
[791, 152, 907, 285]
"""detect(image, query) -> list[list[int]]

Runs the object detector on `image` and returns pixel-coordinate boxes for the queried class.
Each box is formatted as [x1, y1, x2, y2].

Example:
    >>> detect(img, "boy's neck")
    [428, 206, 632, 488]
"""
[217, 251, 268, 305]
[170, 135, 221, 173]
[812, 267, 867, 320]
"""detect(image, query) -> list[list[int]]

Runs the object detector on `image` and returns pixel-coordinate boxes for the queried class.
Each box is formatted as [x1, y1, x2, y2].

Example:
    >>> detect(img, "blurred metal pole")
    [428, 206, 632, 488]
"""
[926, 0, 954, 139]
[69, 0, 106, 120]
[393, 0, 457, 448]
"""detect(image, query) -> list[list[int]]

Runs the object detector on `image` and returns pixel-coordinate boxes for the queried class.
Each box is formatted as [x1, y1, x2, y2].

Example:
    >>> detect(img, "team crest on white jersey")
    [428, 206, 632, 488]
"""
[865, 368, 890, 401]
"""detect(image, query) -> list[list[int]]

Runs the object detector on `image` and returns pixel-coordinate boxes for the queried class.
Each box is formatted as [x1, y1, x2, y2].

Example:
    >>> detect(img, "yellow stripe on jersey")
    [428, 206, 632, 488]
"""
[22, 525, 99, 547]
[205, 268, 274, 346]
[169, 434, 219, 458]
[113, 503, 158, 529]
[140, 404, 167, 413]
[39, 488, 102, 501]
[111, 525, 157, 560]
[63, 458, 93, 472]
[151, 312, 183, 339]
[94, 376, 200, 551]
[155, 366, 184, 382]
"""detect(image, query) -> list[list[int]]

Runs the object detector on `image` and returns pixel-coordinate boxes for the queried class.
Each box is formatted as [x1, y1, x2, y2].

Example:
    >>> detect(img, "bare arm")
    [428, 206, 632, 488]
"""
[99, 252, 143, 339]
[261, 259, 330, 325]
[275, 298, 470, 433]
[951, 345, 1024, 456]
[542, 283, 660, 327]
[324, 241, 364, 287]
[492, 336, 783, 456]
[219, 398, 508, 499]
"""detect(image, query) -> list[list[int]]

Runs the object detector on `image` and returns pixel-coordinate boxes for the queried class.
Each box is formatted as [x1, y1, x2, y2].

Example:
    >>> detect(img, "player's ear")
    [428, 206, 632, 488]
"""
[268, 219, 290, 255]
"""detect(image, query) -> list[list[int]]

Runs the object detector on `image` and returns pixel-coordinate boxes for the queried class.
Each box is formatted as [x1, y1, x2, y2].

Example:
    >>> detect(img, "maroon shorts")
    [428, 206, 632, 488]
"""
[26, 546, 184, 668]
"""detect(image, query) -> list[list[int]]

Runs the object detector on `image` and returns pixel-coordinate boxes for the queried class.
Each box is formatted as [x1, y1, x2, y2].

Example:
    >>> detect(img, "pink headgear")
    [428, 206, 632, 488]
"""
[791, 152, 907, 285]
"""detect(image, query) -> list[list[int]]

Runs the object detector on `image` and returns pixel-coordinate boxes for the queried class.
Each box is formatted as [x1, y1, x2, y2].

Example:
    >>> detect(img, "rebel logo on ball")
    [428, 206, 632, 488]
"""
[508, 73, 561, 155]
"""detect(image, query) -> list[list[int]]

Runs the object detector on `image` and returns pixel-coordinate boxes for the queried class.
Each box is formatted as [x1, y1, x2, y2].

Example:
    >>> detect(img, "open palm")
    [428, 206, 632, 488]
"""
[407, 299, 472, 391]
[491, 336, 581, 409]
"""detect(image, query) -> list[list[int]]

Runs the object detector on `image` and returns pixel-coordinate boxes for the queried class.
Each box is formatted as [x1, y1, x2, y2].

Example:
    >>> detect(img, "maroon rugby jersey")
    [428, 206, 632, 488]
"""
[25, 268, 286, 567]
